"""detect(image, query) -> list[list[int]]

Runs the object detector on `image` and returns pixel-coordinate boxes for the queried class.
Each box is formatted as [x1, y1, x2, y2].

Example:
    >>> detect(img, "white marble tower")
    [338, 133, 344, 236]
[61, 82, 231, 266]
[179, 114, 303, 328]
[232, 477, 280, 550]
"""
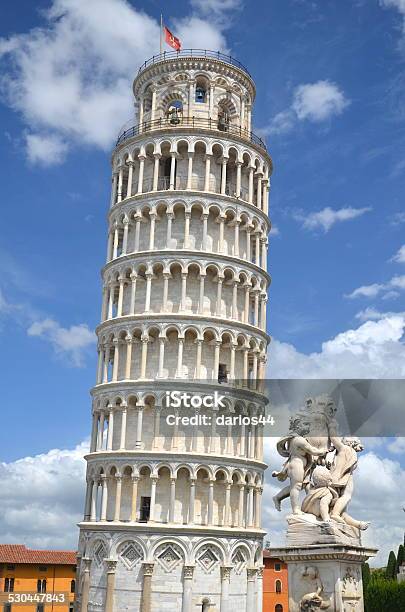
[76, 49, 273, 612]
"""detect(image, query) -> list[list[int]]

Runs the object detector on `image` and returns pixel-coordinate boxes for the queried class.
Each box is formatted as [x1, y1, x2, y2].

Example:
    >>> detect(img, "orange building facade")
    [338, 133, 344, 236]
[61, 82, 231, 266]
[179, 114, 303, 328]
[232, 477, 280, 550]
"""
[0, 545, 76, 612]
[263, 551, 289, 612]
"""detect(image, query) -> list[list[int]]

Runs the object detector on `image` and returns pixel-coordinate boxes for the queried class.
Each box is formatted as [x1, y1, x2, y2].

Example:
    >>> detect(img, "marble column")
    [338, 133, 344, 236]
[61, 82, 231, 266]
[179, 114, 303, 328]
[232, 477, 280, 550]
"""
[130, 475, 139, 521]
[137, 156, 145, 194]
[208, 480, 214, 525]
[169, 153, 176, 190]
[141, 563, 154, 612]
[169, 477, 176, 523]
[153, 154, 161, 191]
[120, 406, 127, 450]
[189, 479, 196, 524]
[182, 565, 195, 612]
[220, 566, 232, 612]
[186, 153, 193, 190]
[79, 558, 92, 612]
[125, 337, 132, 379]
[221, 157, 228, 195]
[149, 476, 158, 522]
[246, 568, 257, 612]
[100, 475, 108, 521]
[136, 405, 144, 448]
[126, 163, 134, 199]
[114, 475, 122, 521]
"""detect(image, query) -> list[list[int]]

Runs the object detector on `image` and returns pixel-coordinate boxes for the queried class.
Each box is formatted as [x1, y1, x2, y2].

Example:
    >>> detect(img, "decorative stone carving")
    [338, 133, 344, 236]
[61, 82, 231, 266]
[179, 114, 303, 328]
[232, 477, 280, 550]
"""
[156, 543, 183, 572]
[231, 548, 247, 575]
[197, 546, 220, 573]
[298, 566, 331, 611]
[105, 559, 117, 573]
[142, 562, 154, 577]
[119, 542, 143, 570]
[93, 542, 107, 568]
[183, 565, 195, 579]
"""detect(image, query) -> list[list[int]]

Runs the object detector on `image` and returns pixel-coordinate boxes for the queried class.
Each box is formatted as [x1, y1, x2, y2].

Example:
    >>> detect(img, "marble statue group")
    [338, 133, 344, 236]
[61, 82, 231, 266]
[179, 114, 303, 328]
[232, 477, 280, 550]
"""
[272, 395, 369, 532]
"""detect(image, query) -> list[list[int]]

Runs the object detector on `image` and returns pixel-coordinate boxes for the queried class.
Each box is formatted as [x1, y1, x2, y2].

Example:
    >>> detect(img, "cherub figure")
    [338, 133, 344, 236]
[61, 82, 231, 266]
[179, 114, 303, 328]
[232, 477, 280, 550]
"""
[272, 421, 329, 515]
[301, 466, 338, 521]
[328, 433, 369, 530]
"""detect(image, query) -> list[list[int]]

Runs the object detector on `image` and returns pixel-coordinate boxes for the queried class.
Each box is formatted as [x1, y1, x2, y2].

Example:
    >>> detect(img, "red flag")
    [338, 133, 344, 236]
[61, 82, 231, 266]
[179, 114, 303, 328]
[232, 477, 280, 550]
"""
[164, 25, 181, 51]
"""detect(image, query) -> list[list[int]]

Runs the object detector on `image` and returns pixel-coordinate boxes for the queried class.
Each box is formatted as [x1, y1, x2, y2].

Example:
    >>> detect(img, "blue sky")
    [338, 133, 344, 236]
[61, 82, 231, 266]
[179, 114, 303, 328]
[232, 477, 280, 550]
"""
[0, 0, 405, 563]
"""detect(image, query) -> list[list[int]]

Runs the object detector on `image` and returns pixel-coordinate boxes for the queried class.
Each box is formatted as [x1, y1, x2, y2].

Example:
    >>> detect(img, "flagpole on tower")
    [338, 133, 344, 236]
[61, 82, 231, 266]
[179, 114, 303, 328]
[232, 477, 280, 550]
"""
[160, 13, 163, 54]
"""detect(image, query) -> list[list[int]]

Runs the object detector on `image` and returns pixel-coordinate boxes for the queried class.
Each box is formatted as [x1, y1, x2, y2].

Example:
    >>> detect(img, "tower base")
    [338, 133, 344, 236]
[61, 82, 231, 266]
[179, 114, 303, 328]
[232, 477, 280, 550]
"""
[271, 543, 377, 612]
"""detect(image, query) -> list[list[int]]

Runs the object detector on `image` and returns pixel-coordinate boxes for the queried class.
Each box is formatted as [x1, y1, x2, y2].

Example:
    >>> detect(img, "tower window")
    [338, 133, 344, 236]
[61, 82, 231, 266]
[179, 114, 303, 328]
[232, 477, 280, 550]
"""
[167, 100, 183, 124]
[275, 606, 283, 612]
[195, 86, 206, 103]
[4, 578, 14, 592]
[275, 579, 282, 593]
[274, 562, 281, 571]
[201, 598, 210, 612]
[218, 363, 228, 384]
[218, 110, 230, 132]
[37, 579, 46, 593]
[70, 580, 76, 593]
[140, 496, 151, 522]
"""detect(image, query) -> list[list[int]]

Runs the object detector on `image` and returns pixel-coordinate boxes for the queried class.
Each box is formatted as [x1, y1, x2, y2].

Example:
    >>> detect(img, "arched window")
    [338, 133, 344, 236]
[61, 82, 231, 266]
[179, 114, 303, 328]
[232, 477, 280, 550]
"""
[195, 77, 208, 103]
[218, 108, 229, 132]
[275, 579, 282, 593]
[275, 605, 283, 612]
[196, 86, 206, 103]
[201, 598, 210, 612]
[70, 579, 76, 593]
[167, 100, 183, 124]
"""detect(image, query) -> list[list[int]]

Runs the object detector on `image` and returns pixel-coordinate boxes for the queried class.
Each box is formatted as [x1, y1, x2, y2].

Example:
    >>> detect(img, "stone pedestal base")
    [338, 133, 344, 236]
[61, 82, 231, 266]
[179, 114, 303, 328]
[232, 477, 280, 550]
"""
[271, 544, 377, 612]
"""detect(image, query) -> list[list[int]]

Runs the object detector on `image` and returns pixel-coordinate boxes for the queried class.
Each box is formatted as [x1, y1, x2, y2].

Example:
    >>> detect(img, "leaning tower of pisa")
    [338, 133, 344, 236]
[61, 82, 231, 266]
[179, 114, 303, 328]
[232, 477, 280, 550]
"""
[76, 49, 272, 612]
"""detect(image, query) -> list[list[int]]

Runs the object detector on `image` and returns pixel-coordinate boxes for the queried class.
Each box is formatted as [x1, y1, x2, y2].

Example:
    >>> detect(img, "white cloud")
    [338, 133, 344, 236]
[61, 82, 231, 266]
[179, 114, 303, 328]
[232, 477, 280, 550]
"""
[26, 133, 68, 166]
[388, 437, 405, 454]
[297, 206, 371, 233]
[268, 313, 405, 378]
[381, 0, 405, 23]
[355, 306, 405, 321]
[27, 318, 94, 366]
[292, 81, 349, 121]
[173, 17, 228, 52]
[0, 0, 229, 164]
[346, 274, 405, 299]
[270, 225, 280, 236]
[391, 212, 405, 225]
[0, 442, 87, 549]
[264, 80, 349, 135]
[390, 244, 405, 263]
[190, 0, 243, 23]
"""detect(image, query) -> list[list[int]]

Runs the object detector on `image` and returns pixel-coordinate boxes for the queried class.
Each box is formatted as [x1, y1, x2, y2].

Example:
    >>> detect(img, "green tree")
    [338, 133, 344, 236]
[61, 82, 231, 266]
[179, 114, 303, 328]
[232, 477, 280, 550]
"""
[364, 579, 405, 612]
[396, 544, 405, 576]
[385, 550, 397, 580]
[362, 562, 371, 590]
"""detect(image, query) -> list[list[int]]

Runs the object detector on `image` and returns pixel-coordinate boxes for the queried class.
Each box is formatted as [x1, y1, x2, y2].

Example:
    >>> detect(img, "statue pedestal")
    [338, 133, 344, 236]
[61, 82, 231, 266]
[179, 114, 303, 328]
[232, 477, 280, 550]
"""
[285, 514, 366, 548]
[271, 544, 377, 611]
[272, 519, 377, 612]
